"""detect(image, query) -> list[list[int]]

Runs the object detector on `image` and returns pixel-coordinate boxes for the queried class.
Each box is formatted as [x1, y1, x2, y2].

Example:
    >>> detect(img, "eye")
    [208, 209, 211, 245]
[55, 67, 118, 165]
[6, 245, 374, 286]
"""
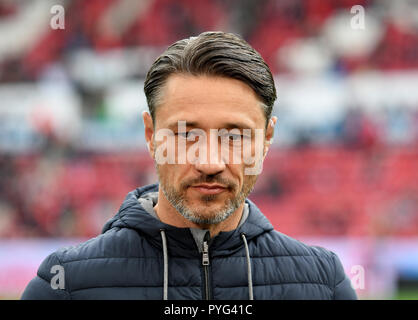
[176, 131, 198, 139]
[176, 132, 188, 138]
[219, 133, 244, 146]
[221, 133, 250, 141]
[227, 133, 242, 141]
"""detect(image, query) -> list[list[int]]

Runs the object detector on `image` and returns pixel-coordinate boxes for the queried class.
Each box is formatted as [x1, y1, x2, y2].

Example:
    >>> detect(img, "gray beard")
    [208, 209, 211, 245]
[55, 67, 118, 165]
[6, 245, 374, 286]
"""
[155, 160, 258, 225]
[160, 183, 243, 225]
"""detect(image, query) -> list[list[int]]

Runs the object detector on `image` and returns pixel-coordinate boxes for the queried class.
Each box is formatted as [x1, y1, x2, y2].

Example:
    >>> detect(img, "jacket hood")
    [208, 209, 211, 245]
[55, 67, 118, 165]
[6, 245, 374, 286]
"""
[102, 183, 274, 254]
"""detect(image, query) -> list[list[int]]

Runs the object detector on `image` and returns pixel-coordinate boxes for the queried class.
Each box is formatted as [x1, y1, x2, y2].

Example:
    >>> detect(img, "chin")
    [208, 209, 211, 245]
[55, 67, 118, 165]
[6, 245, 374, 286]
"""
[187, 213, 231, 225]
[187, 203, 236, 224]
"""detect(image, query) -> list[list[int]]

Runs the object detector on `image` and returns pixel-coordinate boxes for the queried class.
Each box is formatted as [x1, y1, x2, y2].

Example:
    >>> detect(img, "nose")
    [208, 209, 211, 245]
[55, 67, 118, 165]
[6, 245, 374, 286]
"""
[193, 134, 226, 175]
[194, 159, 226, 176]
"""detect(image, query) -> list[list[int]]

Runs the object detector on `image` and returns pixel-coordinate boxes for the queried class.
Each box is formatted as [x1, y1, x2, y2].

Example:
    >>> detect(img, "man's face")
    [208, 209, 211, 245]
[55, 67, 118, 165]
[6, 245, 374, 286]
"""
[144, 74, 275, 225]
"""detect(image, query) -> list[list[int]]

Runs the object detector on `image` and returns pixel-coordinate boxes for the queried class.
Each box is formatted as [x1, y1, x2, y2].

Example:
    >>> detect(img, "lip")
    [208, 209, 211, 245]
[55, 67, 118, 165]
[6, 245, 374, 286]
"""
[190, 184, 227, 195]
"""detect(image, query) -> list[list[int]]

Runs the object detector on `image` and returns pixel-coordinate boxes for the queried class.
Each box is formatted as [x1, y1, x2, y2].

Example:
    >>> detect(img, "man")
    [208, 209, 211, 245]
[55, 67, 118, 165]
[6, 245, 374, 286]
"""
[21, 31, 357, 300]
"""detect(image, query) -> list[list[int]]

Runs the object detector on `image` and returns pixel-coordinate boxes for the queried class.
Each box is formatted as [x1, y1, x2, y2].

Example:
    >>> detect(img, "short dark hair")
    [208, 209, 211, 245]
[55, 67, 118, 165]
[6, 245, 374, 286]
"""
[144, 31, 277, 127]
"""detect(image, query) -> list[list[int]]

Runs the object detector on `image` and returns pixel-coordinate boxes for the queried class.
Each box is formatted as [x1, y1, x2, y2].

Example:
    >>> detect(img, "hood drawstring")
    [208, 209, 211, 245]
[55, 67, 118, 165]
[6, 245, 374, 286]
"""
[160, 229, 168, 300]
[160, 229, 254, 301]
[241, 233, 254, 300]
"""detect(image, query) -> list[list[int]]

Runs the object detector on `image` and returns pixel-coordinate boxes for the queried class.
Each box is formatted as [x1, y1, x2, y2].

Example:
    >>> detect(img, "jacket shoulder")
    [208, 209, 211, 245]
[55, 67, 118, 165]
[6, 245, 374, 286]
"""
[257, 229, 335, 258]
[254, 230, 357, 299]
[21, 251, 71, 299]
[21, 227, 157, 299]
[54, 227, 154, 263]
[291, 232, 334, 257]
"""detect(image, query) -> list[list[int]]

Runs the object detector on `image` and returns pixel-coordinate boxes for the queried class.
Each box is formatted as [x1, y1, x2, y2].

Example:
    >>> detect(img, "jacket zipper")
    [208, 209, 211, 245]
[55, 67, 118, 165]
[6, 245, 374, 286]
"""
[202, 234, 210, 300]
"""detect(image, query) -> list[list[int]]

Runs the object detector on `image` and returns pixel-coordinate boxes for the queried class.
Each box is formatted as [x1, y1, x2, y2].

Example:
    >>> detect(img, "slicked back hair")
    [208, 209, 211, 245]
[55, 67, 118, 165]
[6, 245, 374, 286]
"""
[144, 31, 277, 128]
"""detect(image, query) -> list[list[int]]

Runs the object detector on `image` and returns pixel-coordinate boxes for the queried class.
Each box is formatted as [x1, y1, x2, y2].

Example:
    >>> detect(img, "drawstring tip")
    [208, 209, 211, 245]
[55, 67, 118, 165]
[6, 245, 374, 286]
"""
[160, 229, 168, 300]
[241, 233, 254, 300]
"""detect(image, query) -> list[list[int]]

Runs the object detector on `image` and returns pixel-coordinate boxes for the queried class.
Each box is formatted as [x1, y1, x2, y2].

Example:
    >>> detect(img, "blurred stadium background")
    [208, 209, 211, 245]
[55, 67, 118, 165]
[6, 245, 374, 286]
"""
[0, 0, 418, 299]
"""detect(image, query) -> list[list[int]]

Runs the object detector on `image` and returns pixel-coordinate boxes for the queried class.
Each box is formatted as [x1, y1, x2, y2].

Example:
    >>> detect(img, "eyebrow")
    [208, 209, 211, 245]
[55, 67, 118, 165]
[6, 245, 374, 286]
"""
[222, 122, 254, 130]
[165, 121, 255, 131]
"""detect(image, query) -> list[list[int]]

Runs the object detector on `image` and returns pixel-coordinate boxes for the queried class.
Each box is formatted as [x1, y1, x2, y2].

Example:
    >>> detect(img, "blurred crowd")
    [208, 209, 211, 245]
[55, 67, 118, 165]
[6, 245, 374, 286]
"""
[0, 0, 417, 238]
[1, 0, 418, 81]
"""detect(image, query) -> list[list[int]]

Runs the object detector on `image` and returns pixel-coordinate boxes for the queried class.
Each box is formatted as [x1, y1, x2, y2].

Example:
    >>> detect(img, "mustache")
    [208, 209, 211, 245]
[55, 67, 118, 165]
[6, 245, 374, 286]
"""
[181, 175, 236, 190]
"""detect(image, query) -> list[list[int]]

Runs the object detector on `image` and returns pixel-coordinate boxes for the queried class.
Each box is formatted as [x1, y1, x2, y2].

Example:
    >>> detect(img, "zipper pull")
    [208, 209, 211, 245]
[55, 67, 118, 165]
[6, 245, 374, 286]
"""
[202, 240, 210, 266]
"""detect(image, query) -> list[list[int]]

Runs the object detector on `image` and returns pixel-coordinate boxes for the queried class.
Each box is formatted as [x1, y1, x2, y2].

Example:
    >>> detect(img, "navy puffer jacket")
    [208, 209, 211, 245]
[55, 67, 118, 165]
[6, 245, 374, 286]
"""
[21, 183, 357, 300]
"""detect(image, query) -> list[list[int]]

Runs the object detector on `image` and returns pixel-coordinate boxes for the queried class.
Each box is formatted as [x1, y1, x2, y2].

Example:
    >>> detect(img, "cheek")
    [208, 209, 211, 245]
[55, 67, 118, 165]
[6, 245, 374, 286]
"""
[227, 164, 244, 188]
[168, 164, 193, 187]
[242, 174, 258, 194]
[157, 164, 175, 183]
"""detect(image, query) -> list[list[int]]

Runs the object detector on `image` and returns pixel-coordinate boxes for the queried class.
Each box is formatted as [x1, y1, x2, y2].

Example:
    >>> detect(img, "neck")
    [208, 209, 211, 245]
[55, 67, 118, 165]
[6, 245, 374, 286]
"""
[154, 188, 244, 237]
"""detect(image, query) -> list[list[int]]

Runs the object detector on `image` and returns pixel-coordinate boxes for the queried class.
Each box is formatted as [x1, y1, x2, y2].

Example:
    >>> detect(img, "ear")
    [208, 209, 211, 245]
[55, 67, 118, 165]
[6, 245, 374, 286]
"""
[263, 116, 277, 159]
[142, 111, 155, 158]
